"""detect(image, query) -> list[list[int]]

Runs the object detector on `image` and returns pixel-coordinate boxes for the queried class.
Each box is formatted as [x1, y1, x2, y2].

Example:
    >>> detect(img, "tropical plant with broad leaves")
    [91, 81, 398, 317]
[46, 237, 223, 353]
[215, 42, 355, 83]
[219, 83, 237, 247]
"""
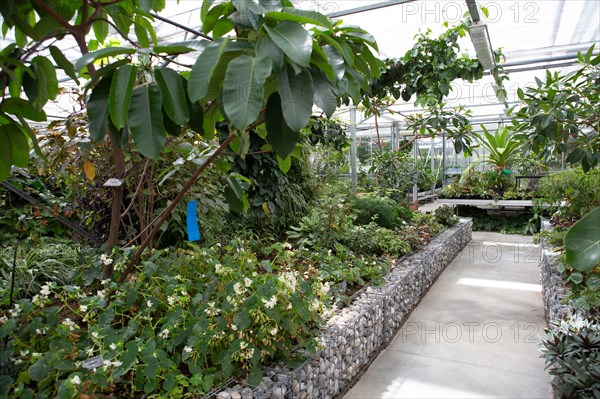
[509, 45, 600, 172]
[361, 13, 509, 153]
[471, 125, 530, 171]
[406, 103, 474, 155]
[367, 22, 484, 109]
[0, 0, 384, 278]
[564, 206, 600, 273]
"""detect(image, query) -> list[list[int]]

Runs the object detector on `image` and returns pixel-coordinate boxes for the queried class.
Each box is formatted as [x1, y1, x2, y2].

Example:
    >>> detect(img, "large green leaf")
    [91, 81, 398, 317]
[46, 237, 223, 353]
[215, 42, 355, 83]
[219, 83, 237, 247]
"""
[264, 21, 312, 67]
[93, 15, 108, 43]
[28, 356, 53, 382]
[564, 207, 600, 272]
[109, 65, 137, 129]
[310, 43, 335, 82]
[264, 92, 299, 159]
[134, 18, 150, 47]
[7, 125, 28, 167]
[155, 68, 189, 125]
[75, 47, 136, 72]
[0, 124, 29, 181]
[202, 2, 234, 34]
[0, 127, 10, 181]
[31, 56, 58, 110]
[128, 84, 166, 159]
[256, 37, 284, 74]
[264, 7, 332, 29]
[87, 74, 113, 141]
[1, 98, 46, 121]
[202, 104, 222, 140]
[188, 38, 229, 103]
[340, 25, 379, 51]
[188, 102, 204, 135]
[311, 70, 336, 118]
[153, 40, 208, 55]
[278, 65, 313, 131]
[222, 55, 272, 131]
[322, 45, 345, 81]
[49, 46, 79, 84]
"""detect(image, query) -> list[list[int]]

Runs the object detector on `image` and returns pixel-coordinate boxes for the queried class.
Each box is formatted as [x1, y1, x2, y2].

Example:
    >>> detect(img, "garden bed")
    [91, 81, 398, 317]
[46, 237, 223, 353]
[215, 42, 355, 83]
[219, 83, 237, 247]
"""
[209, 218, 472, 399]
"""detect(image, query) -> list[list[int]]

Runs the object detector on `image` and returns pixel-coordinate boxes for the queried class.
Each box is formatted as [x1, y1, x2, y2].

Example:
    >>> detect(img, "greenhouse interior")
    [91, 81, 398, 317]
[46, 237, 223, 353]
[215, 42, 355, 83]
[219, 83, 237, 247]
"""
[0, 0, 599, 398]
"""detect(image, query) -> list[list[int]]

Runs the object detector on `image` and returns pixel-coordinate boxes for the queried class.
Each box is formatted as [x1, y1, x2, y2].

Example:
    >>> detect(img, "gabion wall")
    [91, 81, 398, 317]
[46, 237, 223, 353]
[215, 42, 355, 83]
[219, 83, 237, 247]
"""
[539, 239, 574, 323]
[211, 219, 473, 399]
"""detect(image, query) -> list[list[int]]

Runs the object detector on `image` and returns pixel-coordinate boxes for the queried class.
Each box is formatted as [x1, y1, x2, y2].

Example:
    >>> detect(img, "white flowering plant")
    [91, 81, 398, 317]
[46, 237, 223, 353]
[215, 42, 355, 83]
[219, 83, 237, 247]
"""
[0, 238, 330, 397]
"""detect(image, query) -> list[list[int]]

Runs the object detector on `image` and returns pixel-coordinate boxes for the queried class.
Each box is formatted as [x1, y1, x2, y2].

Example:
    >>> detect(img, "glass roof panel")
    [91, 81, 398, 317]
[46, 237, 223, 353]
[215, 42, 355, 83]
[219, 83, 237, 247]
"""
[2, 0, 598, 128]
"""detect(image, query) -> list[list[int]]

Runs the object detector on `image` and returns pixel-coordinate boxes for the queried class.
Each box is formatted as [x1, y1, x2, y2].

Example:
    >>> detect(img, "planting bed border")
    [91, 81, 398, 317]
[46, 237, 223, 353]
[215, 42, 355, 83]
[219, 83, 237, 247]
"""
[209, 219, 473, 399]
[538, 221, 574, 323]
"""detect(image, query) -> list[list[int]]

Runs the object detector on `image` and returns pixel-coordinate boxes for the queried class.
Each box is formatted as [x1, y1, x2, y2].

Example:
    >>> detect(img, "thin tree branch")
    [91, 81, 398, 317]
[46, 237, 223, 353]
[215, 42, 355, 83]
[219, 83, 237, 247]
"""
[118, 133, 236, 283]
[94, 17, 140, 48]
[121, 159, 150, 219]
[158, 57, 193, 69]
[223, 149, 273, 156]
[149, 12, 213, 41]
[31, 0, 74, 31]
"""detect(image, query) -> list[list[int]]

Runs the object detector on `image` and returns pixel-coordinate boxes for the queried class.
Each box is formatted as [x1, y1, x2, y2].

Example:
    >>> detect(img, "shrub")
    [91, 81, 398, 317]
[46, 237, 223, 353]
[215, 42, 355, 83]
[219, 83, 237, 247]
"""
[287, 200, 353, 249]
[538, 168, 600, 220]
[350, 193, 410, 229]
[397, 212, 444, 249]
[540, 314, 600, 398]
[434, 205, 459, 227]
[343, 223, 412, 256]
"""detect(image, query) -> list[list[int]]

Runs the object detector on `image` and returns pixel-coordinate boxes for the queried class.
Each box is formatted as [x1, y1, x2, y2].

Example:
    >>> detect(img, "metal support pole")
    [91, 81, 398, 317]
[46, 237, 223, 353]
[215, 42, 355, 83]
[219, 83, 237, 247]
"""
[350, 105, 358, 190]
[431, 138, 435, 197]
[442, 134, 447, 188]
[413, 137, 418, 207]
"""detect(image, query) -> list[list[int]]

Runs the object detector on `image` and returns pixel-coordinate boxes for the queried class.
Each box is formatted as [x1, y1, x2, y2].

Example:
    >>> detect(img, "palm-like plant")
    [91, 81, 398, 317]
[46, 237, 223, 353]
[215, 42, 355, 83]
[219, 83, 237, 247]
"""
[459, 126, 545, 192]
[473, 126, 524, 172]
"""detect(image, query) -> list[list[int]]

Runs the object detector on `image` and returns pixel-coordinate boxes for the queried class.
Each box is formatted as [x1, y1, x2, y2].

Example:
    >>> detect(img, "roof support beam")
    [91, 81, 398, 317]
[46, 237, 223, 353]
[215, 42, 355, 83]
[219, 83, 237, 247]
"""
[326, 0, 418, 18]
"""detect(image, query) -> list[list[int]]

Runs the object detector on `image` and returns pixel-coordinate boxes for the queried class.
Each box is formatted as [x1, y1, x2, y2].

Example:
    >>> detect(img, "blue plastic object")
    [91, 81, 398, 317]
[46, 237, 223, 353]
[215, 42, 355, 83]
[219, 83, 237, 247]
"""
[186, 200, 201, 242]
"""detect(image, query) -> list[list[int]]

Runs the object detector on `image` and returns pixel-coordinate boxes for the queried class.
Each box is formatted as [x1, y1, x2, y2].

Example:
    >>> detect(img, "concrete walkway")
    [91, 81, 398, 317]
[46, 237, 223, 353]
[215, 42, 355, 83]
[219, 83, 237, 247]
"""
[345, 232, 553, 399]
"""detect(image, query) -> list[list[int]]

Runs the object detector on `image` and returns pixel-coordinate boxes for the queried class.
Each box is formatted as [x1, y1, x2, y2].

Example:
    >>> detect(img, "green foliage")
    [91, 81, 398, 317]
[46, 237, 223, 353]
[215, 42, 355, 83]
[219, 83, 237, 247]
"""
[368, 23, 483, 108]
[536, 227, 568, 247]
[540, 314, 600, 398]
[406, 105, 474, 155]
[72, 0, 379, 162]
[457, 206, 537, 235]
[0, 242, 331, 397]
[305, 118, 349, 153]
[564, 207, 600, 272]
[369, 147, 418, 195]
[0, 239, 93, 303]
[472, 126, 526, 171]
[443, 169, 519, 199]
[343, 223, 411, 256]
[510, 45, 600, 172]
[538, 168, 600, 220]
[0, 0, 166, 178]
[398, 212, 445, 248]
[287, 201, 353, 249]
[434, 205, 459, 227]
[229, 135, 318, 236]
[350, 193, 411, 229]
